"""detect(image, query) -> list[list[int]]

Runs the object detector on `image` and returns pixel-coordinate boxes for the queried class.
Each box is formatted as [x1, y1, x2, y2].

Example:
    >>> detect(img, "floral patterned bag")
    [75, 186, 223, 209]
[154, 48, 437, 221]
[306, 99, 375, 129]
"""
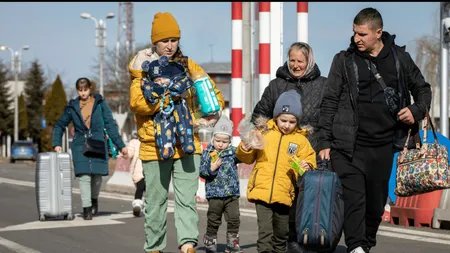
[394, 113, 449, 196]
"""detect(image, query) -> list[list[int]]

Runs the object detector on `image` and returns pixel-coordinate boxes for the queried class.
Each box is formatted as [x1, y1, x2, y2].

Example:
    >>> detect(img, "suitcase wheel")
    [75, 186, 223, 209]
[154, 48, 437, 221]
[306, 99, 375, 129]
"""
[39, 214, 46, 222]
[65, 214, 74, 220]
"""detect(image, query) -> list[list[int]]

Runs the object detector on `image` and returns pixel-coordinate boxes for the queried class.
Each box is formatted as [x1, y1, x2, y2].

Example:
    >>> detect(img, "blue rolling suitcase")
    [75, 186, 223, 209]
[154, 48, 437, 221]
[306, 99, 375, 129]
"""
[296, 160, 344, 252]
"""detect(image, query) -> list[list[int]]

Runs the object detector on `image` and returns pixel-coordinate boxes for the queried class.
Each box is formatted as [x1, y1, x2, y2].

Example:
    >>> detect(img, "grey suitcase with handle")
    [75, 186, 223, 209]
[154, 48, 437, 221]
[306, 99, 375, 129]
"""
[35, 152, 74, 221]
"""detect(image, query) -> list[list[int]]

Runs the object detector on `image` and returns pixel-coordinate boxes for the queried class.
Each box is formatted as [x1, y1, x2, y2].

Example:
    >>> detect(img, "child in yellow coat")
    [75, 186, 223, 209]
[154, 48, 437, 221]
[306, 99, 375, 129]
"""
[236, 90, 316, 253]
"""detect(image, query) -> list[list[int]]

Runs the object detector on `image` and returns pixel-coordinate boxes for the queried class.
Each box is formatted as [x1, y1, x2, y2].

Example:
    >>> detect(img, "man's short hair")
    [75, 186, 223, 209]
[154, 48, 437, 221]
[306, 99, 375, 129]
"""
[353, 7, 383, 31]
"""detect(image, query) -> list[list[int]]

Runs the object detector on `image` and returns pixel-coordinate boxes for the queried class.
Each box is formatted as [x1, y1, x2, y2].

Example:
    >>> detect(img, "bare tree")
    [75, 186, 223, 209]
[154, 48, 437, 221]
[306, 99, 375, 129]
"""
[89, 43, 151, 113]
[412, 36, 439, 126]
[410, 7, 440, 127]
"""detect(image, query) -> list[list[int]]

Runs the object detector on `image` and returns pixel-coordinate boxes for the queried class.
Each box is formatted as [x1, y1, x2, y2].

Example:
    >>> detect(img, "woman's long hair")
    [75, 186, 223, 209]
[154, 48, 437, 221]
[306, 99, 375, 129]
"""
[172, 47, 190, 75]
[286, 42, 315, 78]
[151, 44, 190, 75]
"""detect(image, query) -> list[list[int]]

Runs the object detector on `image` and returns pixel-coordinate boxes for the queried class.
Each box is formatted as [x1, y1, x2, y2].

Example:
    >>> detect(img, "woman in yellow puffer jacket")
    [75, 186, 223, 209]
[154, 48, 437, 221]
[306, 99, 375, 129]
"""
[128, 12, 225, 253]
[236, 90, 316, 253]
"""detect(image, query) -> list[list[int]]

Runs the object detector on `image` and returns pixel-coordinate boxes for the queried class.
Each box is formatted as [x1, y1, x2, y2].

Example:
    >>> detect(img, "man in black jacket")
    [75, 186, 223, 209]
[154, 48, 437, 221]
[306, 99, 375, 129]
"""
[318, 8, 431, 253]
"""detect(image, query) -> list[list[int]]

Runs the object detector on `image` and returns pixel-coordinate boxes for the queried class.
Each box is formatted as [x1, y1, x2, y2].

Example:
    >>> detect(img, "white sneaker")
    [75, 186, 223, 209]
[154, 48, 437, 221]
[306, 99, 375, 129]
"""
[132, 199, 144, 217]
[350, 246, 366, 253]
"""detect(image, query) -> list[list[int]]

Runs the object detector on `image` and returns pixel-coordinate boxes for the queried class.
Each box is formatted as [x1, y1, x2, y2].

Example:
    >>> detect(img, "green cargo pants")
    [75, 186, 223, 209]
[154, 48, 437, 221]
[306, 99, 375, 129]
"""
[142, 154, 200, 252]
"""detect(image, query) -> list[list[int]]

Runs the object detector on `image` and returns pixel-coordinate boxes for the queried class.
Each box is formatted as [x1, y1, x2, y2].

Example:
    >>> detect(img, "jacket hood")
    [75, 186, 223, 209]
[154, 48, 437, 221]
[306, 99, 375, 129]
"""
[276, 62, 321, 82]
[348, 31, 395, 59]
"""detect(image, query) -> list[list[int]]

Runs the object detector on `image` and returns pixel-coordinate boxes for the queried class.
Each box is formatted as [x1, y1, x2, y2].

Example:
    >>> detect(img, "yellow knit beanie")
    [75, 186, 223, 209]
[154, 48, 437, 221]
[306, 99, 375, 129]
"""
[151, 12, 181, 44]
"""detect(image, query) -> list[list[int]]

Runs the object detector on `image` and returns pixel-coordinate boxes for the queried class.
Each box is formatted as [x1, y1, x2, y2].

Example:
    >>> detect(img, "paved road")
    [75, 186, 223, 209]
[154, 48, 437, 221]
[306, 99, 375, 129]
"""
[0, 162, 449, 253]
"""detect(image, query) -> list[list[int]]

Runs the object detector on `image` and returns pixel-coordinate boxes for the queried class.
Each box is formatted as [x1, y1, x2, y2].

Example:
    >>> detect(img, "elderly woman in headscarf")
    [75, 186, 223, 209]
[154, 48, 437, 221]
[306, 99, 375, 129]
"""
[250, 42, 327, 253]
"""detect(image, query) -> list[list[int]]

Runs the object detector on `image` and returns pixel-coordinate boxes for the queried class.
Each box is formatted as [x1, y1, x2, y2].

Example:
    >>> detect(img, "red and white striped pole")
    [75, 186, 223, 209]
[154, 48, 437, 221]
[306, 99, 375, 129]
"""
[231, 2, 243, 146]
[259, 2, 270, 99]
[252, 2, 259, 109]
[297, 2, 308, 43]
[270, 2, 282, 81]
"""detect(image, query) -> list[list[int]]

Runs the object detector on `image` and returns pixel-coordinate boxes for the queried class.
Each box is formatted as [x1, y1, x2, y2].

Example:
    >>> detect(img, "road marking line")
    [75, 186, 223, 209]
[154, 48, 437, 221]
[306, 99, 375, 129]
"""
[0, 177, 257, 214]
[378, 225, 450, 240]
[1, 176, 449, 244]
[0, 208, 174, 233]
[378, 231, 450, 245]
[0, 218, 124, 232]
[0, 177, 33, 187]
[0, 236, 42, 253]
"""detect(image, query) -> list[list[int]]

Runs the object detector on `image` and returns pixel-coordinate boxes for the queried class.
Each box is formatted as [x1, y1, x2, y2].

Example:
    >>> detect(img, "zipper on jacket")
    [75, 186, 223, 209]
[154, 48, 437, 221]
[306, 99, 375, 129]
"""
[313, 172, 323, 245]
[269, 133, 284, 203]
[368, 60, 374, 104]
[345, 55, 356, 112]
[348, 55, 360, 156]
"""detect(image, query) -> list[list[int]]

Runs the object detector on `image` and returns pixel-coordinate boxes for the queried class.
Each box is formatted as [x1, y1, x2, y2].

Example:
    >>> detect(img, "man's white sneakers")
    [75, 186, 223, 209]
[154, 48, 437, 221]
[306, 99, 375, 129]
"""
[350, 246, 366, 253]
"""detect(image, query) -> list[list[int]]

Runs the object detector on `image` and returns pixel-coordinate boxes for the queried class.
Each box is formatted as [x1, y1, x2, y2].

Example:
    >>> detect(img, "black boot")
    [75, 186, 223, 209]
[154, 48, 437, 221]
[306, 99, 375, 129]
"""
[91, 198, 98, 215]
[287, 241, 306, 253]
[83, 207, 93, 220]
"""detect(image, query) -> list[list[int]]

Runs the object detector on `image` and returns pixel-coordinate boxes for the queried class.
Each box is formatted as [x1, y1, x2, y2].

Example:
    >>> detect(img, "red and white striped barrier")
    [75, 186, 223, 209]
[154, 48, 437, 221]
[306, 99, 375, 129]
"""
[270, 2, 283, 81]
[258, 2, 271, 99]
[231, 2, 243, 147]
[252, 2, 260, 108]
[297, 2, 308, 43]
[383, 203, 391, 222]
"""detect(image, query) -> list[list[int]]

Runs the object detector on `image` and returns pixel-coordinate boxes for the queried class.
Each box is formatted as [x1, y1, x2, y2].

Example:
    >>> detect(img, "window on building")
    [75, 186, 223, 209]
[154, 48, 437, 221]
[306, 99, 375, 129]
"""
[214, 75, 231, 83]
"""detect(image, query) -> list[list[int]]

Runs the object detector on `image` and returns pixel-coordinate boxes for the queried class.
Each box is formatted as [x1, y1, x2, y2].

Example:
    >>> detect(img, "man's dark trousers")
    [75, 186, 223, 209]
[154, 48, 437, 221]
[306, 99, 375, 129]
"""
[330, 142, 394, 252]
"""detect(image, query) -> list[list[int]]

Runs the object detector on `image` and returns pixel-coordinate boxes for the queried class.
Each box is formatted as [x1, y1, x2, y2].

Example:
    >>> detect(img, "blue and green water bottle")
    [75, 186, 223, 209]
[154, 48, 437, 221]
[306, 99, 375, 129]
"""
[193, 72, 221, 117]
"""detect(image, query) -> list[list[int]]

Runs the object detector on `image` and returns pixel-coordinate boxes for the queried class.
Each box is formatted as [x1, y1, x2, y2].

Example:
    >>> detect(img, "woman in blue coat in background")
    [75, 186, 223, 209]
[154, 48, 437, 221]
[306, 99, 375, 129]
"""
[53, 77, 128, 220]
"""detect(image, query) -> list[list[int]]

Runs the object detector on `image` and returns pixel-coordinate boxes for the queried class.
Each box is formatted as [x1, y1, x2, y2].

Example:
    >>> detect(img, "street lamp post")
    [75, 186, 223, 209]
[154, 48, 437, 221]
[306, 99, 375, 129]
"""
[0, 45, 30, 142]
[80, 12, 115, 96]
[441, 3, 450, 137]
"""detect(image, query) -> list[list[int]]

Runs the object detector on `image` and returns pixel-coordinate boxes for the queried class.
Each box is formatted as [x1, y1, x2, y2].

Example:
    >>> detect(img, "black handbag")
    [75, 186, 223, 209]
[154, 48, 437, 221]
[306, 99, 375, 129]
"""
[364, 59, 401, 120]
[83, 135, 106, 158]
[76, 103, 107, 158]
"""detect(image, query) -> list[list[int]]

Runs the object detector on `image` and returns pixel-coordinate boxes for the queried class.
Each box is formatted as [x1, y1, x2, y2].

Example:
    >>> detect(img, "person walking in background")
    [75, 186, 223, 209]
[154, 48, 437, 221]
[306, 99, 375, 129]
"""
[128, 12, 225, 253]
[200, 116, 241, 253]
[53, 77, 128, 220]
[127, 131, 145, 217]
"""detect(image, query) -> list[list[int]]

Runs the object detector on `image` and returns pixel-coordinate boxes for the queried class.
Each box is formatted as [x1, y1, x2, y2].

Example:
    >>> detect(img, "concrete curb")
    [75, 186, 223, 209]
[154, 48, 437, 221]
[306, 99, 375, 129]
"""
[102, 150, 257, 208]
[103, 172, 255, 208]
[104, 177, 255, 208]
[104, 171, 135, 195]
[0, 156, 256, 208]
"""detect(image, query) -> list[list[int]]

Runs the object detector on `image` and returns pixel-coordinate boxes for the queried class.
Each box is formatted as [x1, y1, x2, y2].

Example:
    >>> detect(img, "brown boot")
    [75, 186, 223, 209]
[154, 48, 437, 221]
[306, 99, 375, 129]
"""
[147, 251, 161, 253]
